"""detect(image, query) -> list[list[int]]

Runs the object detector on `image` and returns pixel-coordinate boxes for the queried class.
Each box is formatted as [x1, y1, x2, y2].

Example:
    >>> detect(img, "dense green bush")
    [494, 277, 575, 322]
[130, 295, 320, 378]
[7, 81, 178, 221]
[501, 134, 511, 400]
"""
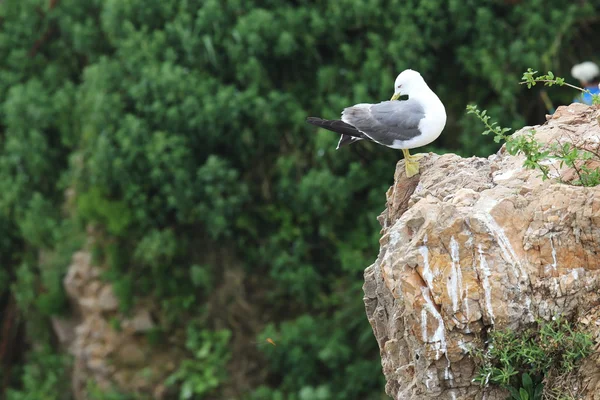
[1, 0, 599, 398]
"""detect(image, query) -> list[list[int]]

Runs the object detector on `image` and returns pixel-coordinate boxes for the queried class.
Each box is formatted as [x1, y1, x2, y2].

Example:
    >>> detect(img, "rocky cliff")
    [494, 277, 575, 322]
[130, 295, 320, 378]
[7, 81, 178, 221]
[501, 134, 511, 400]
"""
[53, 243, 266, 399]
[363, 103, 600, 399]
[53, 251, 184, 399]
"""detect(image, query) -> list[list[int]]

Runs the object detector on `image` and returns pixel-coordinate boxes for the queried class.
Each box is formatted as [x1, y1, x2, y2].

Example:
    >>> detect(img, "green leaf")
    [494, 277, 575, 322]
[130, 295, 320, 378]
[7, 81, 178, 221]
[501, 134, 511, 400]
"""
[507, 386, 521, 400]
[522, 373, 533, 393]
[534, 383, 544, 400]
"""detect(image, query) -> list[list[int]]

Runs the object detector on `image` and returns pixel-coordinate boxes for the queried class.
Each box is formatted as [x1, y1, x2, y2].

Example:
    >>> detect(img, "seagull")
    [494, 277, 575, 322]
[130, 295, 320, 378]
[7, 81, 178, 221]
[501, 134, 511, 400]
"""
[306, 69, 446, 177]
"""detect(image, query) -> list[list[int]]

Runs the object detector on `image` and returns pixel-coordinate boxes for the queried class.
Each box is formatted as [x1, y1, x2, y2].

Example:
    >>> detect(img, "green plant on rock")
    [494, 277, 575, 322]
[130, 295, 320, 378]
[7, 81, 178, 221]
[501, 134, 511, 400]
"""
[468, 70, 600, 187]
[507, 373, 543, 400]
[472, 316, 593, 399]
[466, 104, 553, 180]
[465, 105, 513, 144]
[521, 68, 600, 106]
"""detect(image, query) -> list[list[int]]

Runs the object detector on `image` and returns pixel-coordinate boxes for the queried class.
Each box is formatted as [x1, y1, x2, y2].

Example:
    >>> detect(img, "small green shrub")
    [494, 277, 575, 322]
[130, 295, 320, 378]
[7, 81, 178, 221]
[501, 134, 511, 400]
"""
[472, 316, 593, 398]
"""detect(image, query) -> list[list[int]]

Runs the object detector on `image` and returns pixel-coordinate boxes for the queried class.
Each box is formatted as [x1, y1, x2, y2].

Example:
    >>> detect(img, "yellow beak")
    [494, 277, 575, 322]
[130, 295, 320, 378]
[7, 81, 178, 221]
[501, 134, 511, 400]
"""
[390, 93, 401, 101]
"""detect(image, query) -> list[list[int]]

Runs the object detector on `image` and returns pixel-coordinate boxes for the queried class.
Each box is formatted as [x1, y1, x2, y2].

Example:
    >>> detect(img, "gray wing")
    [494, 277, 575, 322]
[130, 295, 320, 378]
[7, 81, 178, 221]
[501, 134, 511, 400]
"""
[341, 99, 425, 146]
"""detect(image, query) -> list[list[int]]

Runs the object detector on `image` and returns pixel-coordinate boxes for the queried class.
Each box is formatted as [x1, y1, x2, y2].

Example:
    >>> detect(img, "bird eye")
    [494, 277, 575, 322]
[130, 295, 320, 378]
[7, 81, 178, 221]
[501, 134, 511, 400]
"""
[397, 85, 402, 88]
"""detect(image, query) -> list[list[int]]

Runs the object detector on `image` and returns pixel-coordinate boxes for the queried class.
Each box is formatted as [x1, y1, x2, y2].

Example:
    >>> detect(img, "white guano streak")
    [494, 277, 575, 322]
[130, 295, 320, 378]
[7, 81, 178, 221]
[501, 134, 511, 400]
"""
[419, 234, 434, 290]
[550, 237, 558, 270]
[421, 309, 428, 343]
[444, 358, 454, 380]
[447, 236, 463, 313]
[478, 244, 495, 324]
[477, 210, 532, 318]
[421, 287, 447, 360]
[464, 284, 471, 332]
[479, 212, 527, 280]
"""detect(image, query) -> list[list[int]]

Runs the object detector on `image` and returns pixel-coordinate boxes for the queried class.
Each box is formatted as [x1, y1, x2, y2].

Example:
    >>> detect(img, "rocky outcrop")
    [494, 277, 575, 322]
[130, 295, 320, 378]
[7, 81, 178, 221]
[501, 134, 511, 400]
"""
[363, 103, 600, 399]
[53, 251, 184, 399]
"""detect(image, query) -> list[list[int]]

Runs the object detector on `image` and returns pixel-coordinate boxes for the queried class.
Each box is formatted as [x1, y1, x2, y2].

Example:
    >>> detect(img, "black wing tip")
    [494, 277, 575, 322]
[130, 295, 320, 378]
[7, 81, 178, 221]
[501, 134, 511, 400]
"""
[305, 117, 364, 139]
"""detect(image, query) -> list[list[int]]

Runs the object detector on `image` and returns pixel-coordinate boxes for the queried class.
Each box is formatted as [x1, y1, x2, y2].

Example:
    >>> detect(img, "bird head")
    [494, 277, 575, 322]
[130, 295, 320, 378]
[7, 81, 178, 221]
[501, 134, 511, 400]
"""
[391, 69, 426, 100]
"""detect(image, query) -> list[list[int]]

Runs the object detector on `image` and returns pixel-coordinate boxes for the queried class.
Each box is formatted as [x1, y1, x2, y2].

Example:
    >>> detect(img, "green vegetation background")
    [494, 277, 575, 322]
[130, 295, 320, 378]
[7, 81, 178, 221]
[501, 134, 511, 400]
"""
[0, 0, 597, 399]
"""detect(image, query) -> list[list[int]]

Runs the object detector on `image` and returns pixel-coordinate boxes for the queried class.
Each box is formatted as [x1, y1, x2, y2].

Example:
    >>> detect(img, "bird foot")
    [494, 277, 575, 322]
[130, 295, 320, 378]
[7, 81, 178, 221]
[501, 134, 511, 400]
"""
[405, 160, 421, 177]
[405, 153, 426, 162]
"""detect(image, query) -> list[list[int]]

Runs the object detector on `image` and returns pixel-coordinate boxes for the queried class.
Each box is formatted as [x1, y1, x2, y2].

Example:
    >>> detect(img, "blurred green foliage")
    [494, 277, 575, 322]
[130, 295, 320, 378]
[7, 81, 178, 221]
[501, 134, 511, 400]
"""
[4, 346, 70, 400]
[166, 326, 232, 399]
[0, 0, 598, 399]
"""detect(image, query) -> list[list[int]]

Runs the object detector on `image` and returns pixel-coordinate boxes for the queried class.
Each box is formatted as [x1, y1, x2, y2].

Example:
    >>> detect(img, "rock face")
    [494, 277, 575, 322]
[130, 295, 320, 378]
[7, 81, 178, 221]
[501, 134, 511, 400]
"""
[363, 103, 600, 399]
[54, 251, 183, 400]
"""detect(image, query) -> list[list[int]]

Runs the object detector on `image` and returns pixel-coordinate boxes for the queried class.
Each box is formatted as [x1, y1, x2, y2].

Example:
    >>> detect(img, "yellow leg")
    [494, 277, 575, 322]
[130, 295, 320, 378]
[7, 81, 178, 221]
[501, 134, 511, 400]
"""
[401, 149, 424, 177]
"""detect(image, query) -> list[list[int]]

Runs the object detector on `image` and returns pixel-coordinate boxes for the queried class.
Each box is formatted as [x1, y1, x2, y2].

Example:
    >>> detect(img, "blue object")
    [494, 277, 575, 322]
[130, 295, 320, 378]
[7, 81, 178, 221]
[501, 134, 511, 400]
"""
[574, 84, 600, 105]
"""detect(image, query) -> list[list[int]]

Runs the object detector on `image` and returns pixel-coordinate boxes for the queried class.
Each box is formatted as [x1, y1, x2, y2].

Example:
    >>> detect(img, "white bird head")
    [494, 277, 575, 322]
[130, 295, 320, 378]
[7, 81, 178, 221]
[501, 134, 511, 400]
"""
[391, 69, 428, 100]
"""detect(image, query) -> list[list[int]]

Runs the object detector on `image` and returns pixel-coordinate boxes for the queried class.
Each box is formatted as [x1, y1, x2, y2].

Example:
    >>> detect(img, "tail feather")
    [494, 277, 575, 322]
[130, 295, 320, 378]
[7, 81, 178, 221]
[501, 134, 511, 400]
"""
[336, 134, 362, 149]
[306, 117, 363, 138]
